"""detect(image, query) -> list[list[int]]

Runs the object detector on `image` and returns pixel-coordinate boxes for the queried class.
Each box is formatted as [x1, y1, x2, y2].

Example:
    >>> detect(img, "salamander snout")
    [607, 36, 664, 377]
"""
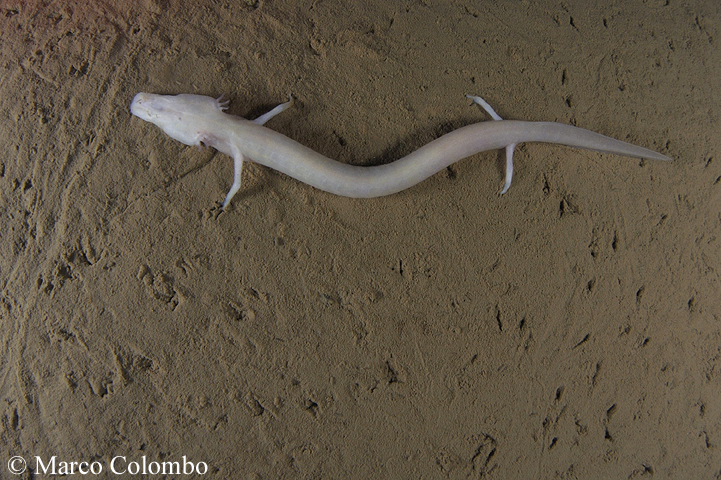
[130, 92, 157, 121]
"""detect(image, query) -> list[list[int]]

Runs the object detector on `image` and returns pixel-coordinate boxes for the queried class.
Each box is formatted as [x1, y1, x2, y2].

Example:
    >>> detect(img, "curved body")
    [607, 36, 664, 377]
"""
[130, 92, 670, 206]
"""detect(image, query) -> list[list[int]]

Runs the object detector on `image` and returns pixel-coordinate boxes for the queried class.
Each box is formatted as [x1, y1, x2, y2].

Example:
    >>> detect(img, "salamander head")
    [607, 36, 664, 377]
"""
[130, 92, 229, 146]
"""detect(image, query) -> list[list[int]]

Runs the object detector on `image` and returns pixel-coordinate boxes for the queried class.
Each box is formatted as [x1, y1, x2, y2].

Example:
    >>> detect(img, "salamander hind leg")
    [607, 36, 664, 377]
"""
[252, 94, 294, 125]
[500, 143, 516, 194]
[466, 94, 503, 121]
[466, 94, 517, 194]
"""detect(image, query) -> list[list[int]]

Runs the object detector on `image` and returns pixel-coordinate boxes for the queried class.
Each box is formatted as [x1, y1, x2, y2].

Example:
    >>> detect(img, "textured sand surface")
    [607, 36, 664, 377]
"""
[1, 1, 720, 478]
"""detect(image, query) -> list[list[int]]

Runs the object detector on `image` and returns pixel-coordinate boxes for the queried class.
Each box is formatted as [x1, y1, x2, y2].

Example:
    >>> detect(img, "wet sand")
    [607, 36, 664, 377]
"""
[1, 1, 719, 478]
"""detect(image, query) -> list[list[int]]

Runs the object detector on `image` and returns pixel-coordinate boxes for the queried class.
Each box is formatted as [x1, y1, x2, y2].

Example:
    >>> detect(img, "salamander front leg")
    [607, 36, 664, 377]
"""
[222, 146, 245, 208]
[466, 94, 517, 194]
[252, 95, 294, 125]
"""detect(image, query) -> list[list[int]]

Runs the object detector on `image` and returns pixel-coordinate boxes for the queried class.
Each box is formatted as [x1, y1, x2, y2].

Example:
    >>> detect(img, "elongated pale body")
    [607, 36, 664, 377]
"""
[130, 92, 670, 207]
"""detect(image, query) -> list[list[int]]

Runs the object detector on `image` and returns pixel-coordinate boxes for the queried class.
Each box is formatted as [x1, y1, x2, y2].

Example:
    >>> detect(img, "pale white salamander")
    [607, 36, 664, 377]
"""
[130, 92, 671, 208]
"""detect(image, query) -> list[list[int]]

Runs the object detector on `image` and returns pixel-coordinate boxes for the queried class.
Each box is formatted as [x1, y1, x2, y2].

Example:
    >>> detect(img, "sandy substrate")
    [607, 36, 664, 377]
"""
[1, 1, 719, 478]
